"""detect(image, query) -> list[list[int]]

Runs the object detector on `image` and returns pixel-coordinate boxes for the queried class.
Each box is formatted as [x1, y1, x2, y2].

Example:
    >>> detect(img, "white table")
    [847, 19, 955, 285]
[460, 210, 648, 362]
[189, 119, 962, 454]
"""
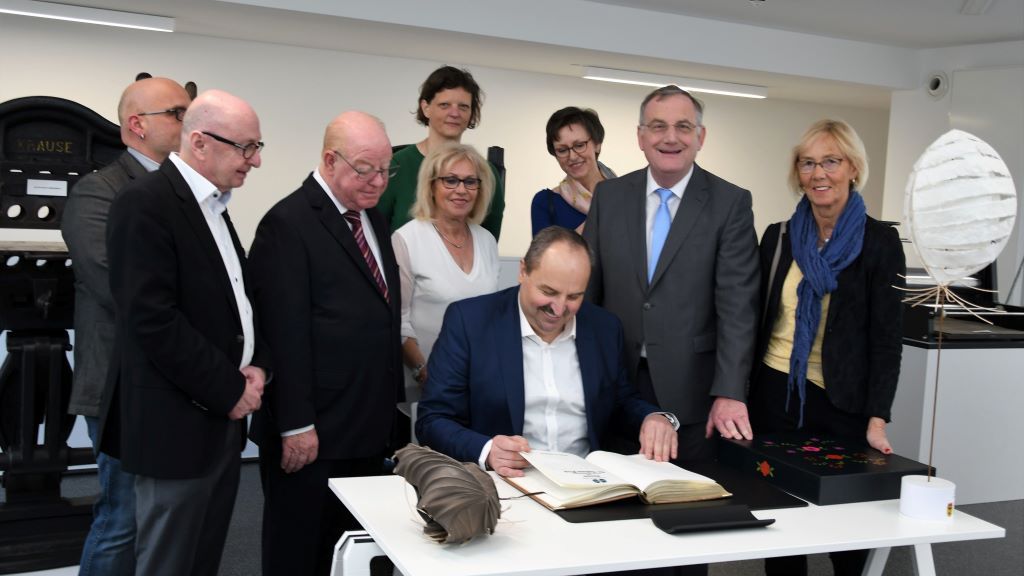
[329, 474, 1004, 576]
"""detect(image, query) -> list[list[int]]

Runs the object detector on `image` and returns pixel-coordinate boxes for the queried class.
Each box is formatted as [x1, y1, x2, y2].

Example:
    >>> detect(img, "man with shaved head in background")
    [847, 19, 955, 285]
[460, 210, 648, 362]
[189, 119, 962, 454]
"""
[249, 111, 402, 575]
[62, 76, 190, 575]
[102, 89, 270, 576]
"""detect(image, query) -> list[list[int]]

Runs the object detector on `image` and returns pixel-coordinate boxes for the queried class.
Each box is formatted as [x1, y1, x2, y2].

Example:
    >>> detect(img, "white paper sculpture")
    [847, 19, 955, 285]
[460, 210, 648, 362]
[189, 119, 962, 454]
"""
[899, 129, 1017, 519]
[904, 129, 1017, 285]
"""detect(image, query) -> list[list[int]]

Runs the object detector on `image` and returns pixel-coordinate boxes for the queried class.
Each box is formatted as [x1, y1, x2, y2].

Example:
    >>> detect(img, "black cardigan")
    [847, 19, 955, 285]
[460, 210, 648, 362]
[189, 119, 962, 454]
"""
[753, 216, 905, 421]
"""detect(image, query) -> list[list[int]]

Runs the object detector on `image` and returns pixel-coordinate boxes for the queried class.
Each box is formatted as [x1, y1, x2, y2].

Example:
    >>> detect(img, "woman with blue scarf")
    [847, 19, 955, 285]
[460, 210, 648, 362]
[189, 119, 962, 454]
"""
[749, 120, 905, 576]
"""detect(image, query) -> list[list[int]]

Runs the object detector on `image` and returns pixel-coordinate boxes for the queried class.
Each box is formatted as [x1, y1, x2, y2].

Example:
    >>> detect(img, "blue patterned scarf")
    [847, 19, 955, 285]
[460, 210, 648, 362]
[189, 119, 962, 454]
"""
[787, 190, 866, 426]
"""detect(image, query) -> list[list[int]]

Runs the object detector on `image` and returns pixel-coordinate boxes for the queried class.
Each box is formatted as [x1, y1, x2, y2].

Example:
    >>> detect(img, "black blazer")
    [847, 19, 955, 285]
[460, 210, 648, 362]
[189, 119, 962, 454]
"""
[754, 216, 905, 421]
[103, 160, 270, 479]
[248, 174, 402, 461]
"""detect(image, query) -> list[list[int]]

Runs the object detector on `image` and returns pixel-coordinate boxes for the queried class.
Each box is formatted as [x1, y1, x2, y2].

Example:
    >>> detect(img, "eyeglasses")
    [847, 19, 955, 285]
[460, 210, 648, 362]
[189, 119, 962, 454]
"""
[201, 131, 264, 159]
[797, 157, 844, 174]
[138, 107, 187, 122]
[434, 176, 481, 191]
[640, 121, 699, 136]
[553, 139, 591, 158]
[333, 150, 398, 181]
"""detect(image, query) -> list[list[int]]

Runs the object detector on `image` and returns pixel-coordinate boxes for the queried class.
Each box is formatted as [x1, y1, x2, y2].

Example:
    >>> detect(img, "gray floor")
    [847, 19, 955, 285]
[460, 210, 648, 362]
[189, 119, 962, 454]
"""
[3, 463, 1021, 575]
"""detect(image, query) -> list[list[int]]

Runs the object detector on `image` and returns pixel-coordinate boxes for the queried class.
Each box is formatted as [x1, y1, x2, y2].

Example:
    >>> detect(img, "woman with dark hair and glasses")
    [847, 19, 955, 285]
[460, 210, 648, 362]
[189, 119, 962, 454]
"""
[379, 65, 505, 240]
[749, 119, 905, 576]
[392, 143, 499, 405]
[530, 106, 616, 235]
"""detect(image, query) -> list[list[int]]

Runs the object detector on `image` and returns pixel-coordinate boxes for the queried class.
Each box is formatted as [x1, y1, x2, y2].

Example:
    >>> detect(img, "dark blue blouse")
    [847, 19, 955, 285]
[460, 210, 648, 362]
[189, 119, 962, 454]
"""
[530, 189, 586, 236]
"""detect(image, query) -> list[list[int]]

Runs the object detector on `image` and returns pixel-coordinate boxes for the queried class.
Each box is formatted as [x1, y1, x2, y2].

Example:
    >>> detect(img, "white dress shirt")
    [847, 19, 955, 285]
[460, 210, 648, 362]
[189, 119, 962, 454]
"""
[477, 296, 589, 468]
[167, 153, 254, 369]
[644, 165, 693, 258]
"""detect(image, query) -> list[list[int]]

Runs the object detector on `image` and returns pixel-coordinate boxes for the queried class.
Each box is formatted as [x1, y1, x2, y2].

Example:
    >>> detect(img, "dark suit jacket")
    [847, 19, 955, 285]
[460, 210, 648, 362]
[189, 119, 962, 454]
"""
[62, 151, 146, 418]
[103, 159, 270, 479]
[753, 217, 905, 421]
[248, 173, 401, 461]
[415, 286, 658, 464]
[583, 165, 760, 424]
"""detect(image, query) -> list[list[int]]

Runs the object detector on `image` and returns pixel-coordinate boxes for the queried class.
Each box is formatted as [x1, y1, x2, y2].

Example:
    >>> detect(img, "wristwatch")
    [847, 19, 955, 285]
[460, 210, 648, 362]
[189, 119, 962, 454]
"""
[659, 412, 681, 431]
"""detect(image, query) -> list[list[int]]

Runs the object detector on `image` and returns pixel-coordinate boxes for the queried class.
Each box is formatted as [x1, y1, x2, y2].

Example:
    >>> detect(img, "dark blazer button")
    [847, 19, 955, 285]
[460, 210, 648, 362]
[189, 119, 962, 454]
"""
[236, 334, 244, 343]
[643, 302, 652, 310]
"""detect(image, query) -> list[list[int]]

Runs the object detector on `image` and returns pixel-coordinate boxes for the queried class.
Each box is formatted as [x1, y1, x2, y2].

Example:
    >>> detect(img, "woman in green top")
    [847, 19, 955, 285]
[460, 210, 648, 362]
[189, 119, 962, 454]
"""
[378, 65, 505, 240]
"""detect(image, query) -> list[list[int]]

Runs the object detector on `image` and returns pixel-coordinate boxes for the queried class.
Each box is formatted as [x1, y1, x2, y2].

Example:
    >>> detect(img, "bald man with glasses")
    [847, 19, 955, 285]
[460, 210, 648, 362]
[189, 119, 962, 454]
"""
[248, 111, 404, 576]
[62, 76, 191, 576]
[103, 89, 270, 576]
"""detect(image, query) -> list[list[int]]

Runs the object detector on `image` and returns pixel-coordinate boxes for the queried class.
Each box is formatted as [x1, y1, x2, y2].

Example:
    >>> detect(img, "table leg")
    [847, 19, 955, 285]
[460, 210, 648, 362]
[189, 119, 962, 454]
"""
[910, 543, 937, 576]
[331, 530, 385, 576]
[862, 546, 891, 576]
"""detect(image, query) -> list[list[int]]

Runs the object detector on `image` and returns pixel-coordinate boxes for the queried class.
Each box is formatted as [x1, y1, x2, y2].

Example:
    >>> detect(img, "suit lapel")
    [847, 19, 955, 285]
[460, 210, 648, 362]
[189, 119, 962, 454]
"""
[650, 165, 710, 288]
[118, 151, 149, 182]
[497, 288, 526, 435]
[303, 176, 390, 306]
[164, 161, 240, 324]
[573, 307, 599, 442]
[625, 171, 649, 291]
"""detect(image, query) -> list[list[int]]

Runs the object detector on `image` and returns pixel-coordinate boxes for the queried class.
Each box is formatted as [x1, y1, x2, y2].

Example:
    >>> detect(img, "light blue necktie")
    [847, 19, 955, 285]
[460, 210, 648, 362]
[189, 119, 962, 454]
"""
[648, 187, 673, 282]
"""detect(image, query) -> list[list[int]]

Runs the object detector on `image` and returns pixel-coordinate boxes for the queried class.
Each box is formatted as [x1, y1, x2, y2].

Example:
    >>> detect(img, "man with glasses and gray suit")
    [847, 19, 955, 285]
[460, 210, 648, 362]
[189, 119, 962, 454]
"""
[583, 86, 759, 465]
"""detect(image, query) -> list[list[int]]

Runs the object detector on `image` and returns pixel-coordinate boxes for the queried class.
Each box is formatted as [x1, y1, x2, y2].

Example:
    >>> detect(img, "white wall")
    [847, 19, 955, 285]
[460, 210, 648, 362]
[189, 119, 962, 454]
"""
[0, 16, 888, 258]
[881, 41, 1024, 305]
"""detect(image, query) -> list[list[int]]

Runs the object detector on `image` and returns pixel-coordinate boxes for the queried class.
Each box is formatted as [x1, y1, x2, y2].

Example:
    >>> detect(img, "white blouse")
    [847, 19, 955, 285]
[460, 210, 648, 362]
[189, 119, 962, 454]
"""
[392, 218, 500, 399]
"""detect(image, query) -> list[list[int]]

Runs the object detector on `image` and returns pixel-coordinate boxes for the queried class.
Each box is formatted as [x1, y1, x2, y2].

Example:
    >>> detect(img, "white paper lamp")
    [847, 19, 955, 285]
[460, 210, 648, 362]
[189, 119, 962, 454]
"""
[904, 129, 1017, 285]
[900, 129, 1017, 519]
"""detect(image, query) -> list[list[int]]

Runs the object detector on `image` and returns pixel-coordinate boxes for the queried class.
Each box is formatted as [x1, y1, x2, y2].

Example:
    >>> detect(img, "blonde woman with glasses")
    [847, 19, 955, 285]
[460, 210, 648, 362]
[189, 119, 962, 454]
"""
[392, 143, 499, 405]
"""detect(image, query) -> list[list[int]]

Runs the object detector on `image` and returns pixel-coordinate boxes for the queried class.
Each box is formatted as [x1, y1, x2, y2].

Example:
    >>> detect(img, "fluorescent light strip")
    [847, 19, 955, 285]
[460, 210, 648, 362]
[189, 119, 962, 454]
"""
[582, 66, 767, 99]
[0, 0, 174, 32]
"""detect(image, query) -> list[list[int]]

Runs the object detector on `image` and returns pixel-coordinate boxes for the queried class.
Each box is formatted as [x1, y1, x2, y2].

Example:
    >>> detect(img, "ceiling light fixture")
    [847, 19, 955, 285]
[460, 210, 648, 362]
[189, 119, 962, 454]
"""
[0, 0, 174, 32]
[581, 66, 767, 99]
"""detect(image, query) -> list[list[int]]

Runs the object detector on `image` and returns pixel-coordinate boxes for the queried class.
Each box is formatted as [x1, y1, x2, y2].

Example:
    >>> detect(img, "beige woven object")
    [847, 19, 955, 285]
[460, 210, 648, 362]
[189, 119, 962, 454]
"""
[393, 444, 500, 544]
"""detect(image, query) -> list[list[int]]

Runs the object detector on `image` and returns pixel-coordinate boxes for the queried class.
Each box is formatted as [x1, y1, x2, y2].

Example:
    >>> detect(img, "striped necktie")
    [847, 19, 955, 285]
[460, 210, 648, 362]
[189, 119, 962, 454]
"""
[342, 210, 389, 302]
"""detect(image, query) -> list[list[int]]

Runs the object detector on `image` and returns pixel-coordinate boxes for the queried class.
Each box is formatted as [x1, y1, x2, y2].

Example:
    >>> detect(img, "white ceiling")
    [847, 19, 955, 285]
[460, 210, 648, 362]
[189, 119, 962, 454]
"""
[14, 0, 1024, 109]
[588, 0, 1024, 49]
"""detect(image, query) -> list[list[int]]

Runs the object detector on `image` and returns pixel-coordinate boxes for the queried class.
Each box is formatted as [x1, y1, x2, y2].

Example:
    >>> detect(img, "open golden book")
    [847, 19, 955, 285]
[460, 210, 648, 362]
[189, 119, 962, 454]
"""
[503, 450, 732, 511]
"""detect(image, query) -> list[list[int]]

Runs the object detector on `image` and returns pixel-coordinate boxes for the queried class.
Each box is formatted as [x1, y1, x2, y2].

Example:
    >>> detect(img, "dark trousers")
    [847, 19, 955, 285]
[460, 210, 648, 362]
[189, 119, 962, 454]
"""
[134, 425, 240, 576]
[613, 359, 709, 576]
[634, 358, 717, 462]
[749, 365, 869, 576]
[260, 448, 386, 576]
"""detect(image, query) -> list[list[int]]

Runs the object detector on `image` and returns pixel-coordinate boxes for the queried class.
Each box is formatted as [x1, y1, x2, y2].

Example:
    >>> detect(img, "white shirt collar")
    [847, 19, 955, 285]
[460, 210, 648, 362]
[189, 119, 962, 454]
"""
[168, 152, 231, 214]
[126, 147, 160, 172]
[313, 166, 352, 216]
[646, 164, 694, 200]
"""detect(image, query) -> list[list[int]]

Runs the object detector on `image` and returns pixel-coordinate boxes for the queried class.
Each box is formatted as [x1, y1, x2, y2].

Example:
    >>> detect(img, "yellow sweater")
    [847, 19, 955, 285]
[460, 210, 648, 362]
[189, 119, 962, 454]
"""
[763, 261, 830, 389]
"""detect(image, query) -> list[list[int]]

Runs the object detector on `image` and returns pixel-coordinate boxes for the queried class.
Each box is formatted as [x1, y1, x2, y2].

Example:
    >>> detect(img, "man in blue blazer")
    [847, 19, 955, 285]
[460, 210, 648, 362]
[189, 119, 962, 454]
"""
[416, 227, 678, 476]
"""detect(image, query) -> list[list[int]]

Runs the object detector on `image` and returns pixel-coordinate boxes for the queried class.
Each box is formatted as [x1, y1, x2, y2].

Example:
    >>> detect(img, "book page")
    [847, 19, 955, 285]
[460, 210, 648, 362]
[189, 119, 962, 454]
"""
[585, 451, 717, 492]
[520, 450, 631, 489]
[505, 467, 637, 509]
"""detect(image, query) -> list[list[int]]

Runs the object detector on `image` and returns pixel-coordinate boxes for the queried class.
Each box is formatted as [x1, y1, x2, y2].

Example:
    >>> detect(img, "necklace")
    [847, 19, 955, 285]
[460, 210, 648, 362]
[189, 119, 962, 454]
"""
[432, 221, 467, 249]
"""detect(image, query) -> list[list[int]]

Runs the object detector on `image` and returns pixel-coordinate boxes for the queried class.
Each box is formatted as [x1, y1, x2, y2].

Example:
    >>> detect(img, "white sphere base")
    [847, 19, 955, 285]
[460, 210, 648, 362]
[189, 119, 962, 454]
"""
[900, 475, 956, 521]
